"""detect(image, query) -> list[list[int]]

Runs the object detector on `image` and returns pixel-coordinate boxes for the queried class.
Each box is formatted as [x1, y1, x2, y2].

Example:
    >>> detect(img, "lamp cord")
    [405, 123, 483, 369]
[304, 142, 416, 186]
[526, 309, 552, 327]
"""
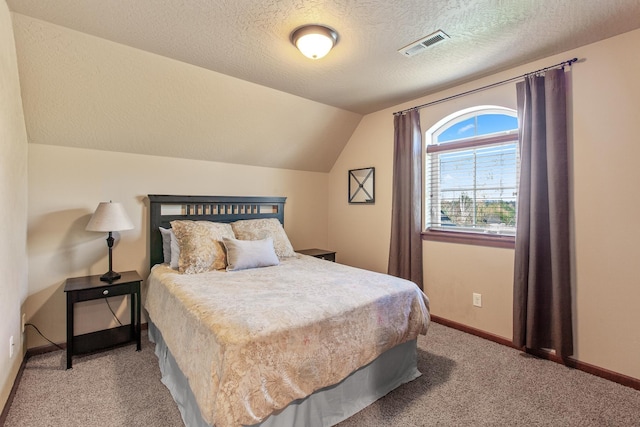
[104, 298, 123, 326]
[25, 299, 123, 352]
[25, 323, 65, 351]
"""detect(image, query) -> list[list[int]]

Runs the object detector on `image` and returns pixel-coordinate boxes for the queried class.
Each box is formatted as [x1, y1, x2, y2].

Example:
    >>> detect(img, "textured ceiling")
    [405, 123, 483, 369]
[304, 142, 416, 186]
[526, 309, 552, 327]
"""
[8, 0, 640, 115]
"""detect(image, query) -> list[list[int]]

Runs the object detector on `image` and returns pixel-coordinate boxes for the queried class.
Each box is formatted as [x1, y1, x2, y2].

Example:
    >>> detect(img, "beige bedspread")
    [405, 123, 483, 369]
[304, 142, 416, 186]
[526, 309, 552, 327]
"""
[145, 255, 430, 427]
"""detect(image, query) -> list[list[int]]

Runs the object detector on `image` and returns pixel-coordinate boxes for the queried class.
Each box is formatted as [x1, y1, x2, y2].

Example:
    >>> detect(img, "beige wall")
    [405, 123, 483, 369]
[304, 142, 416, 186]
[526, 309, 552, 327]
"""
[328, 112, 395, 272]
[0, 0, 28, 410]
[26, 144, 329, 347]
[329, 29, 640, 380]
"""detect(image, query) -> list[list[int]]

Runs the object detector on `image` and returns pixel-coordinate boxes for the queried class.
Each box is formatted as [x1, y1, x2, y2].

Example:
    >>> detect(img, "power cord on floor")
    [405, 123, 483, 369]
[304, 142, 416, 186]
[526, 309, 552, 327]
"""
[25, 323, 64, 350]
[25, 300, 123, 351]
[104, 298, 123, 326]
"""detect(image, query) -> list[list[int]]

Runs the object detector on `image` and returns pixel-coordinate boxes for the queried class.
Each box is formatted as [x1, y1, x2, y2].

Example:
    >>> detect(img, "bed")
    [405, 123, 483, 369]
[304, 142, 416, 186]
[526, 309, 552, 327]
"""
[144, 194, 430, 427]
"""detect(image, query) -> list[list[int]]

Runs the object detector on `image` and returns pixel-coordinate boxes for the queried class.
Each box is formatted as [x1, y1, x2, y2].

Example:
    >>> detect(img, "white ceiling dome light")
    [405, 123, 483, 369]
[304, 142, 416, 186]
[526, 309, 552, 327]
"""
[291, 24, 338, 60]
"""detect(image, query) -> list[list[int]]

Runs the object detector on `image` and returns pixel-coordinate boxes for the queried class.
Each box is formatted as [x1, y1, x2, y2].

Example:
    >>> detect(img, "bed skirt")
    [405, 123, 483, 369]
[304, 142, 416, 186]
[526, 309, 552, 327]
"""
[148, 322, 420, 427]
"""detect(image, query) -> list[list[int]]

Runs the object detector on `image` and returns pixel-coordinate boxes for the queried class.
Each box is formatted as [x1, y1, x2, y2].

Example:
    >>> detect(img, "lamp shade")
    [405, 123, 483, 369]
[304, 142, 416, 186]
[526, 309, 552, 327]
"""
[291, 24, 338, 60]
[86, 202, 134, 232]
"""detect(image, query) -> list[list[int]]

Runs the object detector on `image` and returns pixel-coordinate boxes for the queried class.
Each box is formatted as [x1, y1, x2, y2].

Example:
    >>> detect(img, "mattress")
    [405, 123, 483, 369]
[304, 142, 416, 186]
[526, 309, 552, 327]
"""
[145, 255, 430, 427]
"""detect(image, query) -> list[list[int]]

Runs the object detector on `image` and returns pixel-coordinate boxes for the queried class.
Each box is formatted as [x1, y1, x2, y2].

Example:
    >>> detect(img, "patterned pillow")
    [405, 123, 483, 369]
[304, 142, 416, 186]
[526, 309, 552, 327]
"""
[231, 218, 296, 259]
[170, 220, 235, 274]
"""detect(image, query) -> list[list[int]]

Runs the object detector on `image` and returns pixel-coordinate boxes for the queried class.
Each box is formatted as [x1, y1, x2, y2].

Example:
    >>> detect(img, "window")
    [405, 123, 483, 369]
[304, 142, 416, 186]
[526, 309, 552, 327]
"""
[424, 106, 519, 247]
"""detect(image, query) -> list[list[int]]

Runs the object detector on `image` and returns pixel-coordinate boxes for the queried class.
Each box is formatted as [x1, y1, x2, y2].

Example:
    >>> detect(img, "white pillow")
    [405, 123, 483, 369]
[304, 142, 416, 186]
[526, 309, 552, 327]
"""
[159, 227, 180, 269]
[159, 227, 172, 263]
[223, 237, 280, 271]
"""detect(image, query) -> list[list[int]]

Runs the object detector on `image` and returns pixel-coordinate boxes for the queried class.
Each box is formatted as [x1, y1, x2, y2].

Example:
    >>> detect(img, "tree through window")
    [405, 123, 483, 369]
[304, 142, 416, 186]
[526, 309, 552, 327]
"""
[425, 106, 519, 243]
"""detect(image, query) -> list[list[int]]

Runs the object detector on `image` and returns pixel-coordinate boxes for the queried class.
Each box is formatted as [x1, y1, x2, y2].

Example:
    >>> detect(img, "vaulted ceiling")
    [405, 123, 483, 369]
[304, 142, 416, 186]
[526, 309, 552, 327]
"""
[8, 0, 640, 171]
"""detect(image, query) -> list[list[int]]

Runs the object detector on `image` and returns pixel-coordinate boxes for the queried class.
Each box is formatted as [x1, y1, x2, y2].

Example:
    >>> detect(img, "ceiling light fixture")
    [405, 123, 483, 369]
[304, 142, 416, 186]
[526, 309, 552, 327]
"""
[291, 24, 338, 60]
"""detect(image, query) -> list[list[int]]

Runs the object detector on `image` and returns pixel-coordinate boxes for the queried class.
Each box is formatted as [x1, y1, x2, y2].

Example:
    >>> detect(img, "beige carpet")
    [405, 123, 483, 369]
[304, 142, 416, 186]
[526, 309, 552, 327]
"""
[4, 323, 639, 426]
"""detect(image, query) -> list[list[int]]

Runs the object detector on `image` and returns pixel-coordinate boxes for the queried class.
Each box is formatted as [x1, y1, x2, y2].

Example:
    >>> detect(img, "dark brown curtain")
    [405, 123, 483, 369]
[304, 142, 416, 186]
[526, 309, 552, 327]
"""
[389, 110, 423, 289]
[513, 68, 573, 357]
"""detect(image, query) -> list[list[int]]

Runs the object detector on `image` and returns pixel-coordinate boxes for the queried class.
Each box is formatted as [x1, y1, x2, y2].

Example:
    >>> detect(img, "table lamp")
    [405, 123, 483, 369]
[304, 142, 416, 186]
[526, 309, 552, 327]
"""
[86, 201, 134, 282]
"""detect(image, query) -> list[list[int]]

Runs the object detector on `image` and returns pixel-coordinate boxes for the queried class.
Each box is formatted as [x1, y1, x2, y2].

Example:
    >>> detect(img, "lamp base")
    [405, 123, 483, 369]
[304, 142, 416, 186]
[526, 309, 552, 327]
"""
[100, 270, 121, 282]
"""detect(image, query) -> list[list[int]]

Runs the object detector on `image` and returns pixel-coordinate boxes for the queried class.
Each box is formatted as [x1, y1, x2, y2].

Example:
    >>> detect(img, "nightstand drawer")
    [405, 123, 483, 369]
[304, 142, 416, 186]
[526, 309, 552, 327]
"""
[316, 252, 336, 262]
[74, 282, 137, 302]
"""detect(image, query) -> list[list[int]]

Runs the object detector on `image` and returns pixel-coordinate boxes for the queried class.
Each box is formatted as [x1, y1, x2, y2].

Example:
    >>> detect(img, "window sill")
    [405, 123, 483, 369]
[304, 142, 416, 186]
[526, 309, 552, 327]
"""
[421, 229, 515, 249]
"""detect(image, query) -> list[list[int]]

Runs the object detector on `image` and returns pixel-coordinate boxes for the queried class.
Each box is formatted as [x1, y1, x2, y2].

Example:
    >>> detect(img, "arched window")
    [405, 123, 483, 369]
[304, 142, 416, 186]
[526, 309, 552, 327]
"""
[424, 106, 519, 246]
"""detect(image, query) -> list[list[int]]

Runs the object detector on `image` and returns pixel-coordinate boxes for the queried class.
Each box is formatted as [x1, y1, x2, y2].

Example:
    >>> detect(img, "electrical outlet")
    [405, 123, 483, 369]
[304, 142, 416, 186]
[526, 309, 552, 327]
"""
[22, 313, 26, 333]
[9, 335, 14, 358]
[473, 293, 482, 307]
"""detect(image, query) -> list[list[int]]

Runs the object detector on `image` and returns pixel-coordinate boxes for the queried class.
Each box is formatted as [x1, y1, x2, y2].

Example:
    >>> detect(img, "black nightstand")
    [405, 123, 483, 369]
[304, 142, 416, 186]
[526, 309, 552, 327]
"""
[64, 270, 142, 369]
[297, 248, 336, 262]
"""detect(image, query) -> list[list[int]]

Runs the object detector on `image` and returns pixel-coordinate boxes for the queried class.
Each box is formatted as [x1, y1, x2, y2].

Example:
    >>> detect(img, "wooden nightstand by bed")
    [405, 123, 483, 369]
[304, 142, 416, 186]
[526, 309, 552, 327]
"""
[297, 248, 336, 262]
[64, 270, 142, 369]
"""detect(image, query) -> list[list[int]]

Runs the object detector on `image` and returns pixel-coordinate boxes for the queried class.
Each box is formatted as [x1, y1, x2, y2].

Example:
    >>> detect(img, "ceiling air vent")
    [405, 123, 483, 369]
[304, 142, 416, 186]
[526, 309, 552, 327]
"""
[398, 30, 449, 57]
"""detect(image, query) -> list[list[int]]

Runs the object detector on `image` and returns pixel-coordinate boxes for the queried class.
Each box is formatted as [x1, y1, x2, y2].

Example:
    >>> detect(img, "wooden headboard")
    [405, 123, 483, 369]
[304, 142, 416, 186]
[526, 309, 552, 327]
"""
[148, 195, 287, 269]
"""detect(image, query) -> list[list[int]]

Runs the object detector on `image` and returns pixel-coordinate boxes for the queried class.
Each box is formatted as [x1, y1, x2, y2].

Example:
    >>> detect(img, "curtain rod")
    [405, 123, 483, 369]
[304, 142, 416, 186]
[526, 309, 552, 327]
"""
[393, 57, 578, 116]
